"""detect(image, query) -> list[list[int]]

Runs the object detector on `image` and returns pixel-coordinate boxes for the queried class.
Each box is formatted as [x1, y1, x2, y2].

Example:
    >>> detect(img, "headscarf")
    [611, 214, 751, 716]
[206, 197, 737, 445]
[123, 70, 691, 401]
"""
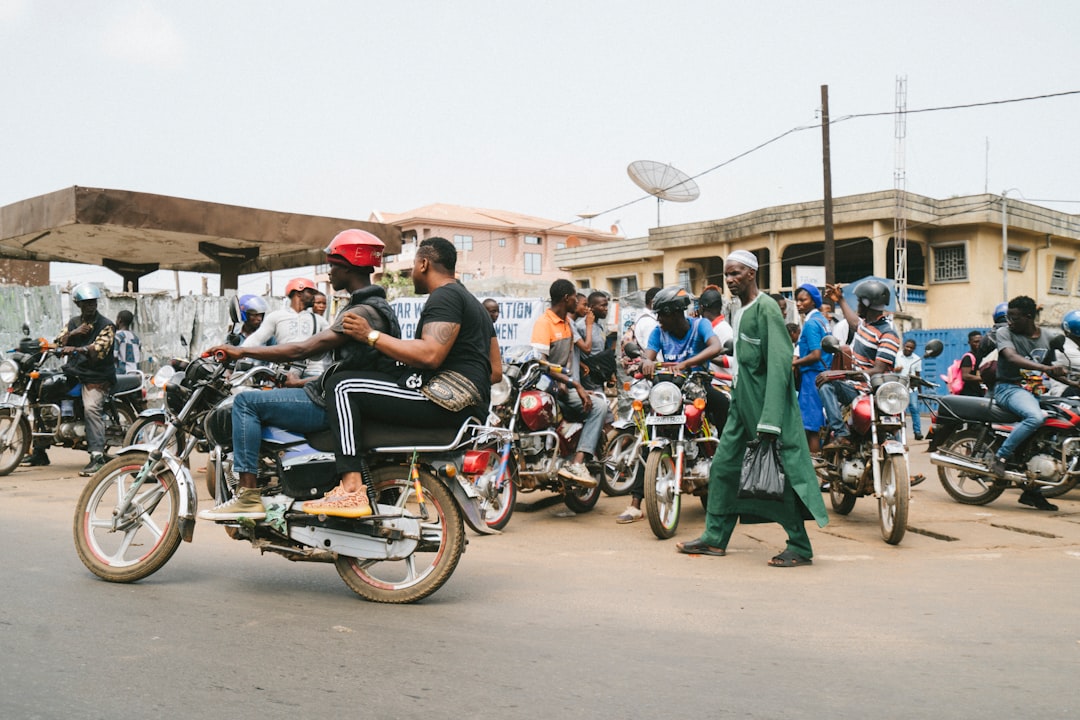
[796, 283, 822, 309]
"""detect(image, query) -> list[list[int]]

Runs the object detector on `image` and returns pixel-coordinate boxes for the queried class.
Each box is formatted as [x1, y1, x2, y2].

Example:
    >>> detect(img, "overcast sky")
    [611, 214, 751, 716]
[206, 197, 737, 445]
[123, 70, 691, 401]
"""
[2, 1, 1078, 295]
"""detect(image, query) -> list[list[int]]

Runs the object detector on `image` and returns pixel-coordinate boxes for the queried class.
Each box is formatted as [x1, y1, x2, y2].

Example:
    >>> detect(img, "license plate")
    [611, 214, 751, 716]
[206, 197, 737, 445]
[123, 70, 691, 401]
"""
[647, 414, 686, 426]
[1, 393, 24, 406]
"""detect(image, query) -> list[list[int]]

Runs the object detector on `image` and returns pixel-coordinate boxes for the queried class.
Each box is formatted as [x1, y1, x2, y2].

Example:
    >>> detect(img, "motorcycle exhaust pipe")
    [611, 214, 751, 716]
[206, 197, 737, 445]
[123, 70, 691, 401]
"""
[929, 451, 1024, 482]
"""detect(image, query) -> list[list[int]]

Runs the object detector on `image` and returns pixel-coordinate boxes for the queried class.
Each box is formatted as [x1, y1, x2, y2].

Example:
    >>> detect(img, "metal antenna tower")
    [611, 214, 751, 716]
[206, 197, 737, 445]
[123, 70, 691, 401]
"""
[893, 75, 908, 310]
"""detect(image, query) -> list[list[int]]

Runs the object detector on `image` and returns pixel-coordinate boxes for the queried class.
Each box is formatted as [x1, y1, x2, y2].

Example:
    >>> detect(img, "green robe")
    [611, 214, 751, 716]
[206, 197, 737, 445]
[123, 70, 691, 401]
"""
[704, 293, 829, 534]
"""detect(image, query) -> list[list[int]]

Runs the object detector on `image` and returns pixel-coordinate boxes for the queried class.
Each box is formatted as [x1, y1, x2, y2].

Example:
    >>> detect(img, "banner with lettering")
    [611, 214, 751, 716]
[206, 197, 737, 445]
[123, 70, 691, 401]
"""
[390, 296, 547, 356]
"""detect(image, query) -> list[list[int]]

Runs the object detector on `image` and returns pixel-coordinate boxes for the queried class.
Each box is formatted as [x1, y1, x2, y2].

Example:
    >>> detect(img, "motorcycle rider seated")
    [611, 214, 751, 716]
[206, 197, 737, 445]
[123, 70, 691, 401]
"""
[226, 295, 268, 346]
[988, 295, 1070, 511]
[815, 280, 901, 450]
[199, 230, 401, 520]
[530, 278, 608, 489]
[697, 285, 737, 378]
[242, 276, 328, 378]
[617, 286, 729, 524]
[1046, 309, 1080, 399]
[31, 283, 118, 475]
[304, 236, 500, 518]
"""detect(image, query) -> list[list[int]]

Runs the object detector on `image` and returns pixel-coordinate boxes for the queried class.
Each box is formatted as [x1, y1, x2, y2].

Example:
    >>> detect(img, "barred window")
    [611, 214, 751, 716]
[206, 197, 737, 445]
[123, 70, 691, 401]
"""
[1005, 248, 1027, 271]
[609, 275, 639, 297]
[933, 245, 968, 282]
[1050, 257, 1072, 294]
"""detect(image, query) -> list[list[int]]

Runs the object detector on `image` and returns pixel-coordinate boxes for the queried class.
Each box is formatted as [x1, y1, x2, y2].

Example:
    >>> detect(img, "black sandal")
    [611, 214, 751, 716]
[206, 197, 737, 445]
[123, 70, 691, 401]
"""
[768, 550, 812, 567]
[676, 538, 726, 556]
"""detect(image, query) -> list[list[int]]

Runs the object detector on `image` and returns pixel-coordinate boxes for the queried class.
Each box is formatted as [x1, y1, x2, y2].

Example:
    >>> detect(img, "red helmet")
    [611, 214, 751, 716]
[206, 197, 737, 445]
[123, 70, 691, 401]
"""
[324, 229, 384, 269]
[284, 277, 316, 297]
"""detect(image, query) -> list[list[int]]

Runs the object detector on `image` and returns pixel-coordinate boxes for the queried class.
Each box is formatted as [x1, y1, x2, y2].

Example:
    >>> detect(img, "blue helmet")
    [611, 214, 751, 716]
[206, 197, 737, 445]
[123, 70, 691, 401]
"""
[993, 302, 1008, 324]
[238, 294, 268, 322]
[71, 283, 102, 303]
[1062, 310, 1080, 337]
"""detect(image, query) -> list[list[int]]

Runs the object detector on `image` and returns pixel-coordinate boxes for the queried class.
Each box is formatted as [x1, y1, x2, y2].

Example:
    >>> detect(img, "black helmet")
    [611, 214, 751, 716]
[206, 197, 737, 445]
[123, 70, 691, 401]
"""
[653, 286, 692, 315]
[698, 286, 724, 310]
[854, 280, 890, 311]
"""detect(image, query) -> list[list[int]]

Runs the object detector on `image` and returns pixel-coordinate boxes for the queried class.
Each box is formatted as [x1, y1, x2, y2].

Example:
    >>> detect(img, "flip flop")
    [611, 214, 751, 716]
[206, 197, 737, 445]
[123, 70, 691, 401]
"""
[676, 539, 726, 557]
[768, 550, 812, 567]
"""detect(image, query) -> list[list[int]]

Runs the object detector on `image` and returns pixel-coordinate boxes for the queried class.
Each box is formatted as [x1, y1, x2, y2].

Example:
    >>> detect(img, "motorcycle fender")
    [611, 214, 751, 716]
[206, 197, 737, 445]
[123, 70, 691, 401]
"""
[645, 437, 671, 452]
[882, 439, 906, 456]
[450, 477, 500, 535]
[134, 408, 168, 421]
[126, 446, 197, 541]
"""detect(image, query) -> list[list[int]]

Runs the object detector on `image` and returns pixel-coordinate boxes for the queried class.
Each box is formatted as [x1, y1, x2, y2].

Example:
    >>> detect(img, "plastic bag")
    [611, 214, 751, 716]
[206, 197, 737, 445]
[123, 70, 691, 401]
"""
[737, 436, 786, 501]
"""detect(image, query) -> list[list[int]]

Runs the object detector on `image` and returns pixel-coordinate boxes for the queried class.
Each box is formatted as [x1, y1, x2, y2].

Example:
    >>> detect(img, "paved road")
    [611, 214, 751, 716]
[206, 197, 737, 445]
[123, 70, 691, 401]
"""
[2, 444, 1079, 719]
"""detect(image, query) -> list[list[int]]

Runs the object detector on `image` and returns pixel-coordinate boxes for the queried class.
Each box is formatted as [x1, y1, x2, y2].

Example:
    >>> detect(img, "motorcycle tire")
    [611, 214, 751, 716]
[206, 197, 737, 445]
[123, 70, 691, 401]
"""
[105, 403, 138, 451]
[563, 480, 602, 514]
[600, 429, 640, 497]
[878, 454, 909, 545]
[644, 448, 681, 539]
[334, 465, 465, 604]
[482, 471, 516, 532]
[937, 429, 1006, 505]
[1040, 473, 1079, 499]
[73, 453, 183, 583]
[0, 411, 30, 477]
[829, 482, 857, 515]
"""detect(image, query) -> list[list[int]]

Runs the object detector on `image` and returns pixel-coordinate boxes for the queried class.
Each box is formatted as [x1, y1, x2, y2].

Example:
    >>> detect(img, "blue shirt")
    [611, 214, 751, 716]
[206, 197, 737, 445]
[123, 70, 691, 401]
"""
[797, 309, 832, 373]
[647, 318, 715, 370]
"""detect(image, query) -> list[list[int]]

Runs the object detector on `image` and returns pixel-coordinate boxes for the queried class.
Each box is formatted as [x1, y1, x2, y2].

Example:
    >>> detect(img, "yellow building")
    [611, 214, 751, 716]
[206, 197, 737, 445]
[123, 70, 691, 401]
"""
[555, 190, 1080, 330]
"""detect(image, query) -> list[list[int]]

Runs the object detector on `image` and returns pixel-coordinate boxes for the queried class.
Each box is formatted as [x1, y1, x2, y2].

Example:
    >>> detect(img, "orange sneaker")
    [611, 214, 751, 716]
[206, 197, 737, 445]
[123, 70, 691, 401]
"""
[302, 486, 372, 518]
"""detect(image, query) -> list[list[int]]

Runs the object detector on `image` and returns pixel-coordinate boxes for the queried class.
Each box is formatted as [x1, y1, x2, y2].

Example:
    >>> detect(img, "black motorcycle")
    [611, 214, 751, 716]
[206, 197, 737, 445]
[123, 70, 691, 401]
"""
[0, 327, 144, 474]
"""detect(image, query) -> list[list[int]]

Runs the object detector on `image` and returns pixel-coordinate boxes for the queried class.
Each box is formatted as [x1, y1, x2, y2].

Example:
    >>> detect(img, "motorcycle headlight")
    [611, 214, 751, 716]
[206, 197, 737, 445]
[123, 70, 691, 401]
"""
[875, 381, 908, 416]
[629, 378, 652, 402]
[489, 377, 511, 406]
[649, 381, 683, 416]
[0, 359, 18, 384]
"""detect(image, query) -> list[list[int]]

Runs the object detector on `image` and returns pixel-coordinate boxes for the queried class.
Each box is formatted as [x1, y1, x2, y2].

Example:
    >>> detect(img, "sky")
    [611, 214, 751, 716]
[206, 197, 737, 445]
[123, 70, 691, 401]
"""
[2, 0, 1079, 296]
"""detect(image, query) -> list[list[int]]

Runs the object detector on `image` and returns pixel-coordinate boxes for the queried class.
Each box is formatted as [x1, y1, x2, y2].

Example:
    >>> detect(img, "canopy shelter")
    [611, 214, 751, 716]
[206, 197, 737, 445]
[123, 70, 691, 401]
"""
[0, 186, 401, 293]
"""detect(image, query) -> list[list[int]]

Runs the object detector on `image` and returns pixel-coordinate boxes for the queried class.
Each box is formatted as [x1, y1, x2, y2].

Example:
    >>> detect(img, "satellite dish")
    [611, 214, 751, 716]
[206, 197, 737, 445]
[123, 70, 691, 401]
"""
[627, 160, 700, 226]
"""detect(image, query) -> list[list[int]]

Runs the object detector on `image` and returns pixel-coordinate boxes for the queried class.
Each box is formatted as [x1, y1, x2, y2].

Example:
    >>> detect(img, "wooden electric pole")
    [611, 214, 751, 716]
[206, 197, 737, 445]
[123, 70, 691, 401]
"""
[821, 84, 836, 284]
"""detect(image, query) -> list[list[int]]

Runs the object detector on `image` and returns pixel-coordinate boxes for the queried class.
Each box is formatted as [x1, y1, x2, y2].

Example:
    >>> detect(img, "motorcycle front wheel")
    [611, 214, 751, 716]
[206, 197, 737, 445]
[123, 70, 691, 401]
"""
[878, 454, 909, 545]
[73, 453, 182, 582]
[937, 429, 1005, 505]
[334, 465, 465, 604]
[829, 481, 857, 514]
[644, 449, 681, 539]
[600, 429, 640, 496]
[482, 473, 516, 531]
[0, 411, 29, 477]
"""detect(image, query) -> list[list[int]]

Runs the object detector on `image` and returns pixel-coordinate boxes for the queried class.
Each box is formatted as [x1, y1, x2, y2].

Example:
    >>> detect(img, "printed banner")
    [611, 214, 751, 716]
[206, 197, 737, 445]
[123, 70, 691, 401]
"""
[391, 296, 546, 356]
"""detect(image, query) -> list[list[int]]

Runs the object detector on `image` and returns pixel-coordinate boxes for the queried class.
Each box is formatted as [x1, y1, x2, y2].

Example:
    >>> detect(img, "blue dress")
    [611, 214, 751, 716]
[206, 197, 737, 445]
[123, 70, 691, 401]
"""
[796, 309, 832, 432]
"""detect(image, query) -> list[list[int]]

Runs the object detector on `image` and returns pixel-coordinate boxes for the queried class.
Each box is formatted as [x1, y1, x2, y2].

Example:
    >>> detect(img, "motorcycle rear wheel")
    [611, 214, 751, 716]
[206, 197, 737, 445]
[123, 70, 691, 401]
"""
[644, 449, 681, 539]
[563, 480, 602, 514]
[600, 429, 640, 497]
[937, 429, 1005, 505]
[73, 453, 182, 583]
[878, 454, 909, 545]
[0, 411, 29, 477]
[334, 465, 464, 604]
[829, 481, 857, 514]
[482, 472, 516, 531]
[125, 416, 186, 458]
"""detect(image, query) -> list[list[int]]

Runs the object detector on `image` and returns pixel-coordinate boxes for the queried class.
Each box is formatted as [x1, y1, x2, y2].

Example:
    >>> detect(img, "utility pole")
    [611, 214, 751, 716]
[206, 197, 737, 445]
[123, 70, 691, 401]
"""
[821, 84, 835, 284]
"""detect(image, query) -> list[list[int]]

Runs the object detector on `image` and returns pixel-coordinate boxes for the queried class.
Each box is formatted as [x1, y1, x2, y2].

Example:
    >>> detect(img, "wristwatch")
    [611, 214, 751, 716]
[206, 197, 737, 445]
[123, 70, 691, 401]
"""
[367, 330, 381, 347]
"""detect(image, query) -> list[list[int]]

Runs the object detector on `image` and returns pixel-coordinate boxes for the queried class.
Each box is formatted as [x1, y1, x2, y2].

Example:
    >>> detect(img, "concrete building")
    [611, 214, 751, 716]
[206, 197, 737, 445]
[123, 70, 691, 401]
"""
[555, 190, 1080, 330]
[373, 203, 619, 295]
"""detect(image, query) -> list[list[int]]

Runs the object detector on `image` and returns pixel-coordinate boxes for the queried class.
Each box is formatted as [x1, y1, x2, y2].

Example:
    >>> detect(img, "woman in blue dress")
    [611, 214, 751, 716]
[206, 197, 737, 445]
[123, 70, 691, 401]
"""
[792, 284, 832, 454]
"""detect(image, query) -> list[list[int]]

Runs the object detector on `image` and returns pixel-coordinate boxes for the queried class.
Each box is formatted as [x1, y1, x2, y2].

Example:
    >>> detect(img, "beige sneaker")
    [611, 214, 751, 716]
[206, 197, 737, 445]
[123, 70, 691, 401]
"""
[302, 485, 373, 519]
[197, 487, 266, 520]
[558, 462, 598, 488]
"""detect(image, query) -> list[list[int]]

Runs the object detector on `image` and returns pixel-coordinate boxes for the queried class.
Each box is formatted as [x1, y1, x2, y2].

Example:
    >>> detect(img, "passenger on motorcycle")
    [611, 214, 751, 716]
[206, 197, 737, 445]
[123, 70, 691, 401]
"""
[529, 278, 607, 488]
[226, 294, 268, 346]
[988, 295, 1069, 511]
[242, 276, 328, 378]
[199, 229, 400, 520]
[312, 236, 500, 517]
[44, 283, 118, 476]
[697, 286, 737, 378]
[815, 279, 901, 450]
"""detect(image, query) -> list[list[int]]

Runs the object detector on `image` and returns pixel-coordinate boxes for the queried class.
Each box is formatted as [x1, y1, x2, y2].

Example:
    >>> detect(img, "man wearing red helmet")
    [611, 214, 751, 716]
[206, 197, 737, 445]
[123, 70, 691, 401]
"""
[199, 229, 401, 520]
[242, 275, 328, 378]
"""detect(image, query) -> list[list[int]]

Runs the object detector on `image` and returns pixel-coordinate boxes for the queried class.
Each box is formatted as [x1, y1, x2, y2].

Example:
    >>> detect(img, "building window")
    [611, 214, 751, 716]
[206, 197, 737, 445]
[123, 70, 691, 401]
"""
[1005, 248, 1028, 271]
[453, 234, 473, 251]
[1050, 257, 1072, 294]
[524, 253, 542, 275]
[677, 268, 693, 291]
[461, 272, 473, 282]
[933, 244, 968, 282]
[555, 242, 565, 250]
[498, 238, 506, 247]
[524, 235, 542, 245]
[652, 273, 664, 288]
[609, 275, 639, 297]
[576, 279, 591, 289]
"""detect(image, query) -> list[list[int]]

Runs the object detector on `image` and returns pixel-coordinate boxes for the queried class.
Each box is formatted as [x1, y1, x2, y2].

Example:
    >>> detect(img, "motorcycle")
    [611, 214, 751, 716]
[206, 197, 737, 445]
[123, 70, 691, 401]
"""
[928, 336, 1080, 504]
[0, 326, 145, 475]
[636, 366, 730, 539]
[482, 345, 608, 524]
[73, 353, 497, 604]
[813, 335, 940, 545]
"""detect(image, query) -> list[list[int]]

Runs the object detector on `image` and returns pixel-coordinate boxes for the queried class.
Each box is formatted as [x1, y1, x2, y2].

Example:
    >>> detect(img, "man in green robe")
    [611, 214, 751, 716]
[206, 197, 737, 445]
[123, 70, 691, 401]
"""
[675, 250, 829, 566]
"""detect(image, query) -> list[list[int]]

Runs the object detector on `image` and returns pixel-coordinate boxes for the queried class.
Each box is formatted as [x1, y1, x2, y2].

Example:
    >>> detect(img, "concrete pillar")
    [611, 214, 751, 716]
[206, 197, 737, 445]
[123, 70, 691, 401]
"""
[198, 242, 259, 295]
[102, 259, 159, 293]
[872, 221, 889, 277]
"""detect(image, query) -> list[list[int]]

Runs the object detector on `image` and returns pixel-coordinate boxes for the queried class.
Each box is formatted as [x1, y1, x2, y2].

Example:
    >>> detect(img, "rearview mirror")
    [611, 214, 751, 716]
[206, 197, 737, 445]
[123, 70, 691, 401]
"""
[1050, 334, 1066, 351]
[923, 338, 944, 359]
[821, 334, 840, 354]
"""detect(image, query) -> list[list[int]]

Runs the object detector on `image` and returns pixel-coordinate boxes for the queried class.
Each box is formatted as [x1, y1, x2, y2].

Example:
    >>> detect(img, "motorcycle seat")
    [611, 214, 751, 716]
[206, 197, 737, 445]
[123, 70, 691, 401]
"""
[114, 373, 143, 394]
[935, 395, 1020, 424]
[304, 418, 483, 454]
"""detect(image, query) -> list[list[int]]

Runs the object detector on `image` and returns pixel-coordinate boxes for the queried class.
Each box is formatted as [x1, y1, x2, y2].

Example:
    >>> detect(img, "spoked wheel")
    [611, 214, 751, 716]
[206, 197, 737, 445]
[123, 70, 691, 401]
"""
[600, 429, 641, 497]
[1041, 474, 1079, 499]
[73, 453, 182, 582]
[937, 429, 1005, 505]
[829, 481, 857, 514]
[878, 454, 910, 545]
[0, 411, 29, 477]
[125, 416, 185, 456]
[563, 480, 602, 514]
[482, 475, 516, 531]
[334, 465, 464, 604]
[644, 448, 681, 539]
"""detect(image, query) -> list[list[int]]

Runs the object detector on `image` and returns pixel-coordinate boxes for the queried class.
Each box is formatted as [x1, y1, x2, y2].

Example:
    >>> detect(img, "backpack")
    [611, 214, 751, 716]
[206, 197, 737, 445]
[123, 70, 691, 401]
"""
[941, 352, 975, 395]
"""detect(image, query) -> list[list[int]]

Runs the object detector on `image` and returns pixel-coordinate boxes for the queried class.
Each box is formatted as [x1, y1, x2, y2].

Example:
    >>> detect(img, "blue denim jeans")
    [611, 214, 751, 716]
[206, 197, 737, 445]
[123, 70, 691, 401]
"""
[907, 390, 922, 436]
[232, 388, 328, 475]
[562, 388, 607, 458]
[819, 379, 860, 438]
[994, 382, 1046, 461]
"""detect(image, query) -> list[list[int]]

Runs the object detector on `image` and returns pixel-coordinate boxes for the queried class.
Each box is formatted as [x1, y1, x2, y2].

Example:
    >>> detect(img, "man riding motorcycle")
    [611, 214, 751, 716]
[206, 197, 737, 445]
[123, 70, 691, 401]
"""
[199, 229, 400, 520]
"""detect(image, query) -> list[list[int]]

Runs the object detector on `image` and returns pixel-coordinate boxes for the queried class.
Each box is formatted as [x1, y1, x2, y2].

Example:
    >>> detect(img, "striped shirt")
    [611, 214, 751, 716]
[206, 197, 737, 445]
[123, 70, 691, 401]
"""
[851, 317, 900, 372]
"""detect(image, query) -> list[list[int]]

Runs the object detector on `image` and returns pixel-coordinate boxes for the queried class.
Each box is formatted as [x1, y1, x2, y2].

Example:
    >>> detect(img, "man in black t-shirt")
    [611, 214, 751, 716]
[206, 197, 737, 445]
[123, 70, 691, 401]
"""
[304, 237, 502, 519]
